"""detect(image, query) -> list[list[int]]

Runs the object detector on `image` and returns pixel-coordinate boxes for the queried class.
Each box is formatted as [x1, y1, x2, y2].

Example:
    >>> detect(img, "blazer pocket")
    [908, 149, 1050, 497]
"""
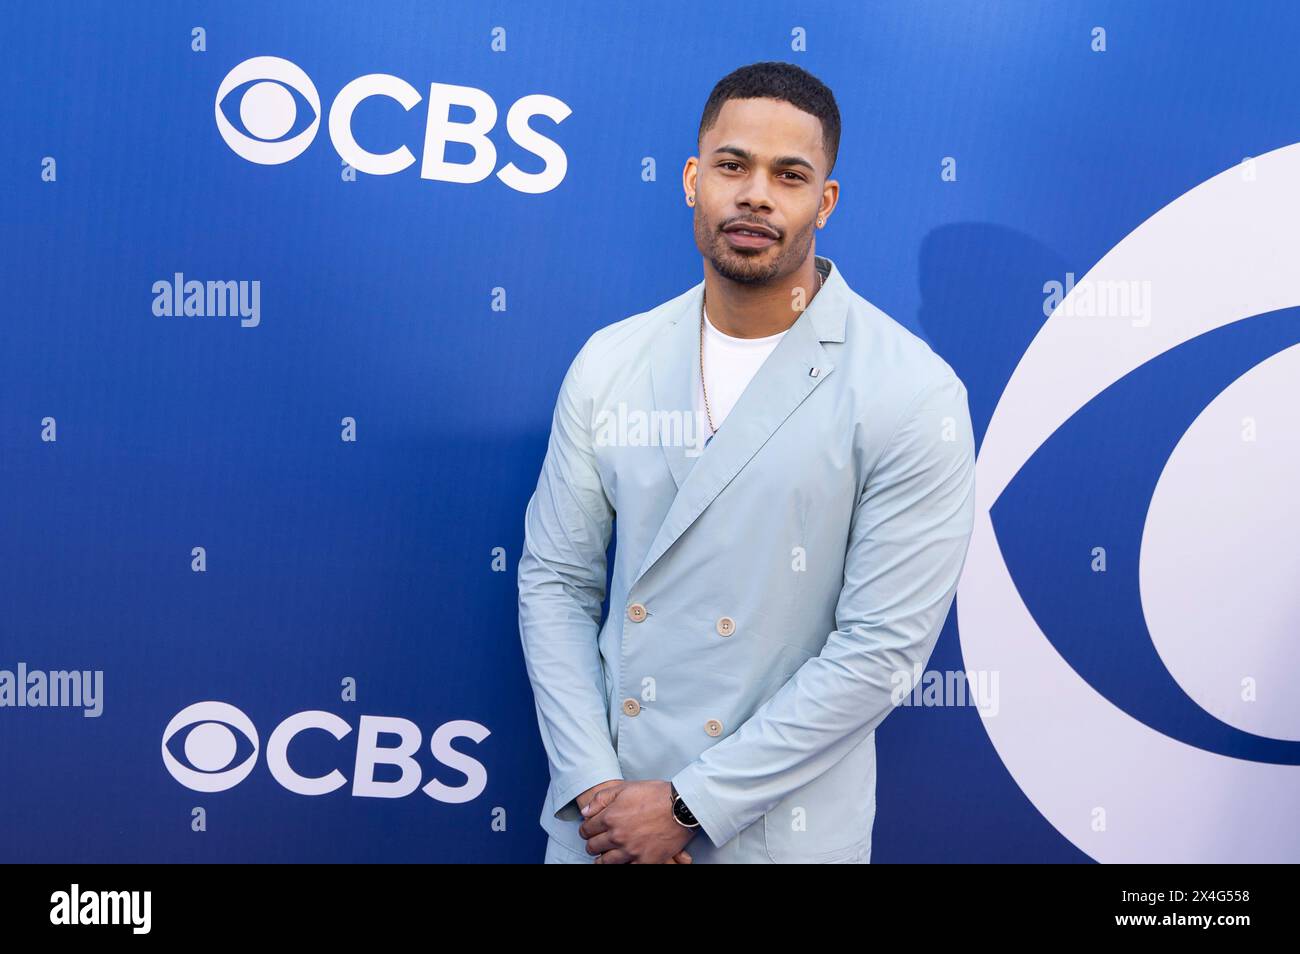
[762, 729, 877, 863]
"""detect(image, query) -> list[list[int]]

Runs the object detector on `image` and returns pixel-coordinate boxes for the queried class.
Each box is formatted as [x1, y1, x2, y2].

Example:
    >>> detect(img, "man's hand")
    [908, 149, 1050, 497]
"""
[578, 780, 696, 864]
[575, 779, 692, 863]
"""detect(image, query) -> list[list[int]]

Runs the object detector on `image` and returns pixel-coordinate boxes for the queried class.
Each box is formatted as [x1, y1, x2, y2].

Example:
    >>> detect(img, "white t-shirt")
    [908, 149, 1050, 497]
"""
[694, 302, 789, 439]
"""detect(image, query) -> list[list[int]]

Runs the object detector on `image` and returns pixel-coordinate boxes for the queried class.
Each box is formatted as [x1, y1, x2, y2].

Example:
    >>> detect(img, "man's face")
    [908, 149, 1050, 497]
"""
[691, 97, 828, 285]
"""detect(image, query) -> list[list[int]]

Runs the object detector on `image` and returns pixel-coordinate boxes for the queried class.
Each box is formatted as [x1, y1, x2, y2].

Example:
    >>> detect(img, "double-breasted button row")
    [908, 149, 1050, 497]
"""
[627, 604, 733, 636]
[620, 697, 721, 737]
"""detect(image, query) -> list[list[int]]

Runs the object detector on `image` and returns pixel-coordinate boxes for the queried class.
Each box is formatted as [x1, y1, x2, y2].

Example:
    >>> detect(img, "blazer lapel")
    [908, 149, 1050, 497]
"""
[635, 255, 850, 588]
[647, 294, 702, 490]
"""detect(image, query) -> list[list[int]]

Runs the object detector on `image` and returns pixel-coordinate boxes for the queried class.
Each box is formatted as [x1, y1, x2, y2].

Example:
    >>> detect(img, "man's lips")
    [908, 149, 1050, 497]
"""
[723, 224, 779, 248]
[723, 223, 778, 239]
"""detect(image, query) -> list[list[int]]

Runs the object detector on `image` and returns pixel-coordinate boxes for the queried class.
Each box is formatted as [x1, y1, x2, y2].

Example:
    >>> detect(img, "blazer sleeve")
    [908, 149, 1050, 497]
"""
[517, 340, 623, 821]
[670, 372, 977, 848]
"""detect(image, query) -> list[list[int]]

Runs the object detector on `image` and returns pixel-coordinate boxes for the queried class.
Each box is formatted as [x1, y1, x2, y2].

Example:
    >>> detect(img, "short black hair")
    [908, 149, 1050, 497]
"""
[698, 61, 841, 177]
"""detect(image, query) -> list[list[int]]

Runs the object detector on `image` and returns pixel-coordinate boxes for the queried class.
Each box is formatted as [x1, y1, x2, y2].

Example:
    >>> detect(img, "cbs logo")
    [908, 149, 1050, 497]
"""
[215, 55, 570, 193]
[958, 140, 1300, 861]
[162, 700, 489, 802]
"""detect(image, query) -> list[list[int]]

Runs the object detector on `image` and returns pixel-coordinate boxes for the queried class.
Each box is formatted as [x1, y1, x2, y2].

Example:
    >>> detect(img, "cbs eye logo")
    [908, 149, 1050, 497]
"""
[161, 701, 260, 792]
[213, 55, 571, 192]
[958, 140, 1300, 862]
[162, 700, 491, 800]
[214, 56, 321, 165]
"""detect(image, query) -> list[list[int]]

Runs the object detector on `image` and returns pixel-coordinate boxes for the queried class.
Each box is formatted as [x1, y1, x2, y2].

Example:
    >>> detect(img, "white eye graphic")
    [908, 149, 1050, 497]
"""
[162, 701, 260, 792]
[959, 142, 1300, 862]
[215, 56, 320, 164]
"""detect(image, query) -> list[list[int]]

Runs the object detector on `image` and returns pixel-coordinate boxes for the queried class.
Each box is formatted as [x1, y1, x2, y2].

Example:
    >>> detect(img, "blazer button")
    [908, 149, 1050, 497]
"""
[627, 602, 647, 623]
[622, 698, 642, 716]
[704, 719, 723, 737]
[715, 616, 736, 637]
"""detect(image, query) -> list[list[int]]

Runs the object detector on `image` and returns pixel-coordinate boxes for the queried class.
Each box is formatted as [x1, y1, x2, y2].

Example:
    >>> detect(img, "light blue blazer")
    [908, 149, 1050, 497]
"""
[518, 254, 976, 863]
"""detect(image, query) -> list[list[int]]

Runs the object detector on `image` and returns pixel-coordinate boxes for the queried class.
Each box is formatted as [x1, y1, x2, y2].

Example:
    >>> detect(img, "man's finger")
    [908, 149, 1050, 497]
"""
[580, 786, 616, 818]
[577, 790, 616, 838]
[583, 831, 616, 855]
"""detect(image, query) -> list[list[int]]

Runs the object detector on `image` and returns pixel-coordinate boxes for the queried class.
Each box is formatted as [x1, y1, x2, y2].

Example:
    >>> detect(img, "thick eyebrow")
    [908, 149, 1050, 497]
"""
[712, 144, 815, 173]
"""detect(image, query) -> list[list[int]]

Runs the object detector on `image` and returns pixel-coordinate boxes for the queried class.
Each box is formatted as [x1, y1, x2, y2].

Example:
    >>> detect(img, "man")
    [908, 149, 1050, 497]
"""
[517, 61, 976, 863]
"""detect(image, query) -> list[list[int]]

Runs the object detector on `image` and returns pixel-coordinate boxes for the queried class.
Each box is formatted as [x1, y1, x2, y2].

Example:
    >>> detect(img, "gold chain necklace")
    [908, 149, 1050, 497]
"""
[700, 266, 824, 440]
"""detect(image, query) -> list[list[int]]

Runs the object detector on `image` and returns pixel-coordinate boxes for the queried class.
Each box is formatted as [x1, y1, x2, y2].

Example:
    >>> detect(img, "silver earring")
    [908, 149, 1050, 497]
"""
[688, 195, 695, 205]
[817, 217, 824, 227]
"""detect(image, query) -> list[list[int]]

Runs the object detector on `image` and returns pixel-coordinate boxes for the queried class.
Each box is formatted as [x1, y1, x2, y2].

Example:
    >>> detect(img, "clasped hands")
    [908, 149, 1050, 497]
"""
[575, 779, 696, 863]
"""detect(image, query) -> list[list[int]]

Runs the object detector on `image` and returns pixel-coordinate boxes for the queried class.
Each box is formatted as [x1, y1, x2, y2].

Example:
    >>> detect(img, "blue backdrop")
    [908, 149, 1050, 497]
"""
[3, 0, 1297, 862]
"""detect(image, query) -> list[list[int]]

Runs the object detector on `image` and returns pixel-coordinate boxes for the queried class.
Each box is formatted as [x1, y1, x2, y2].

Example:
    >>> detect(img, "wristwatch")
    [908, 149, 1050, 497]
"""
[670, 782, 700, 828]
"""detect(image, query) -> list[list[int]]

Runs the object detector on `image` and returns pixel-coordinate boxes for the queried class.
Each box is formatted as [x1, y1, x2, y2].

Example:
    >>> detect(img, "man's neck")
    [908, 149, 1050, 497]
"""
[703, 257, 825, 338]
